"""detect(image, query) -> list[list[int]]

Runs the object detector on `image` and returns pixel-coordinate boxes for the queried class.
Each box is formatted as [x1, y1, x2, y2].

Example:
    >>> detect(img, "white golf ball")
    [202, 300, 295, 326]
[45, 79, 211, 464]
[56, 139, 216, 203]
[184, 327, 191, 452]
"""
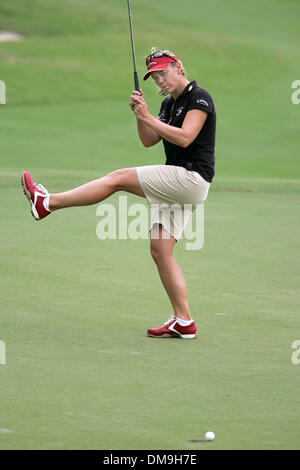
[205, 431, 215, 441]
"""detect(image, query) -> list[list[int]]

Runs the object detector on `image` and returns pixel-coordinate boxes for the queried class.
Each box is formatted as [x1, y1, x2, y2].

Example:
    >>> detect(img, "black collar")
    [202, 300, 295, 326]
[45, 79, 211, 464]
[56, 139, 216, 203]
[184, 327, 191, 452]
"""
[182, 80, 197, 96]
[170, 80, 197, 103]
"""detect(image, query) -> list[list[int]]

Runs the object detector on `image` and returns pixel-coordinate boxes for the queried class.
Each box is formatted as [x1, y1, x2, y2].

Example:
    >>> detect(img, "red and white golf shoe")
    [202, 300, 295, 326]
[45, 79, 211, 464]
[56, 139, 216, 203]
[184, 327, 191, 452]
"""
[147, 317, 197, 339]
[21, 171, 51, 220]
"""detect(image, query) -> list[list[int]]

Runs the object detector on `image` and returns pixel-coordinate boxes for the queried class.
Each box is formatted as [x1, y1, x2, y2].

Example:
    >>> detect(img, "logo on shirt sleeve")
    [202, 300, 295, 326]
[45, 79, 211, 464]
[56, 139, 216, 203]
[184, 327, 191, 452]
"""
[197, 98, 209, 107]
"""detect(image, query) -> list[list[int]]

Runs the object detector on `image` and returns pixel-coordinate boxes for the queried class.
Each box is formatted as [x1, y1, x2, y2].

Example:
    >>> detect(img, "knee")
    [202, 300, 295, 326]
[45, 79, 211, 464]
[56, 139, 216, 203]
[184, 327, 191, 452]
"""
[150, 244, 160, 264]
[150, 243, 170, 266]
[106, 169, 129, 192]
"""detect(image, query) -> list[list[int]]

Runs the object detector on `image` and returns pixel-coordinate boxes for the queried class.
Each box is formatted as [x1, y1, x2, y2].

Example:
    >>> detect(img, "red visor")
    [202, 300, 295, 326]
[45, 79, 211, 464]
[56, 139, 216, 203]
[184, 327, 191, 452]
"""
[143, 55, 179, 81]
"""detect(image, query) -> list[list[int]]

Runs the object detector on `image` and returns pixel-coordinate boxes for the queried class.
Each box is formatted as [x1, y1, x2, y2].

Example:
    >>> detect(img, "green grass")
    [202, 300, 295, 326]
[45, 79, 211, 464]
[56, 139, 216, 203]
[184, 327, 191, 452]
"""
[0, 0, 300, 450]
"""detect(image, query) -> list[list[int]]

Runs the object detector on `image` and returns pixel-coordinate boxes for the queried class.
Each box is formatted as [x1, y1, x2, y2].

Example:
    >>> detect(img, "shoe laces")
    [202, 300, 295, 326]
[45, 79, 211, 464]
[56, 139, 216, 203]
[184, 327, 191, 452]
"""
[34, 182, 48, 194]
[164, 316, 175, 326]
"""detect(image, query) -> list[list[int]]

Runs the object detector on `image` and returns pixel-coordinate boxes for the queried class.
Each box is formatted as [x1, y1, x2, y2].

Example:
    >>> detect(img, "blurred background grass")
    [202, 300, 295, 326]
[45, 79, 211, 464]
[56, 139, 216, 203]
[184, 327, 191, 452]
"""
[1, 0, 300, 178]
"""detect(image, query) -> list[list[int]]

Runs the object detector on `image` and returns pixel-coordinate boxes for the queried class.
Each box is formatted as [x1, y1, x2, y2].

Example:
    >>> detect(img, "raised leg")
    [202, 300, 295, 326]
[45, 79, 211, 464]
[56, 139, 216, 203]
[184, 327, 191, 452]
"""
[49, 168, 145, 210]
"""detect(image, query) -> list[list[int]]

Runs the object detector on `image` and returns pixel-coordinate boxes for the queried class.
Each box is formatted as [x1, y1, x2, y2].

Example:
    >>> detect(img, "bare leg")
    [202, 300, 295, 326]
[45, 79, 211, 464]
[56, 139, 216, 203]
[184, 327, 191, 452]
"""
[150, 224, 192, 321]
[49, 168, 145, 210]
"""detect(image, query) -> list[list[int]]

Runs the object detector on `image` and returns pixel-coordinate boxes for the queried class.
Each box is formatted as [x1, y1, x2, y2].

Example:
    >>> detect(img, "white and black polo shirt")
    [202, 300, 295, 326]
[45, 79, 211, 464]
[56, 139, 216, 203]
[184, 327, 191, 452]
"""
[158, 80, 216, 183]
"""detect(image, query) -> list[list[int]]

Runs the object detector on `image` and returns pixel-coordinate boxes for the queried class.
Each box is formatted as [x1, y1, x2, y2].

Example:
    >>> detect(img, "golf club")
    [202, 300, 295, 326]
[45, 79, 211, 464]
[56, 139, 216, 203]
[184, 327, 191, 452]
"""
[127, 0, 140, 92]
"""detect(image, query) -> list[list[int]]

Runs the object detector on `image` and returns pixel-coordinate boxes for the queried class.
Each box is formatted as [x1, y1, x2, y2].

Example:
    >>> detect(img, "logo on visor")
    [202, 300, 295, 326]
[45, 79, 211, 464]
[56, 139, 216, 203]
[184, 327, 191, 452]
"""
[148, 61, 157, 67]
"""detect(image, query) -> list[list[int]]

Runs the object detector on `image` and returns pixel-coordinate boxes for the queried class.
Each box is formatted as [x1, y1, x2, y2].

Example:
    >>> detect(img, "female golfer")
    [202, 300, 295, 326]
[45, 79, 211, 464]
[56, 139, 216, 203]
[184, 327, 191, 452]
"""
[22, 48, 216, 339]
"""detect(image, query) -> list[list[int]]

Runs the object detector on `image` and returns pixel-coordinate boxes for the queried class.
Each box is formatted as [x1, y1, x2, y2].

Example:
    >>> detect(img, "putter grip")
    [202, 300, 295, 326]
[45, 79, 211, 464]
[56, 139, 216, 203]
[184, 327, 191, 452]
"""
[134, 71, 140, 92]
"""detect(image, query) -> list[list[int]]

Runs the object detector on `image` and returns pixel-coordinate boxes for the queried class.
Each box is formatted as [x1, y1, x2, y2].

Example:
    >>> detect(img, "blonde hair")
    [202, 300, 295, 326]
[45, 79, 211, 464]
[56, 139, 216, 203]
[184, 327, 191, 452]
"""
[147, 47, 187, 96]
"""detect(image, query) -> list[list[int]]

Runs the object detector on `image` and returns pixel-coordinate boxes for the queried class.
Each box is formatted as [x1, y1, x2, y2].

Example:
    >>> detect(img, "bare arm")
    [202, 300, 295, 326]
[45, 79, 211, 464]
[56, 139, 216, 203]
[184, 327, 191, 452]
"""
[144, 110, 208, 148]
[136, 117, 162, 147]
[131, 93, 208, 148]
[129, 90, 161, 147]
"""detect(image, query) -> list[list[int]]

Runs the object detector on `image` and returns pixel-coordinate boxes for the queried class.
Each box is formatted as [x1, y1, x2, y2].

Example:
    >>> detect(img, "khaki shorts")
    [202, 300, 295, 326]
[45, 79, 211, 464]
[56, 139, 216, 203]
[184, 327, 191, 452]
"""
[136, 165, 210, 241]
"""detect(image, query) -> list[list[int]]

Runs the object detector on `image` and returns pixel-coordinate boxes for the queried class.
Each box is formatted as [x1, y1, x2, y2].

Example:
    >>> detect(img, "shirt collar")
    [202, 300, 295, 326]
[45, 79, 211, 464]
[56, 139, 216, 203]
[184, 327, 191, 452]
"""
[183, 80, 197, 95]
[170, 80, 197, 102]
